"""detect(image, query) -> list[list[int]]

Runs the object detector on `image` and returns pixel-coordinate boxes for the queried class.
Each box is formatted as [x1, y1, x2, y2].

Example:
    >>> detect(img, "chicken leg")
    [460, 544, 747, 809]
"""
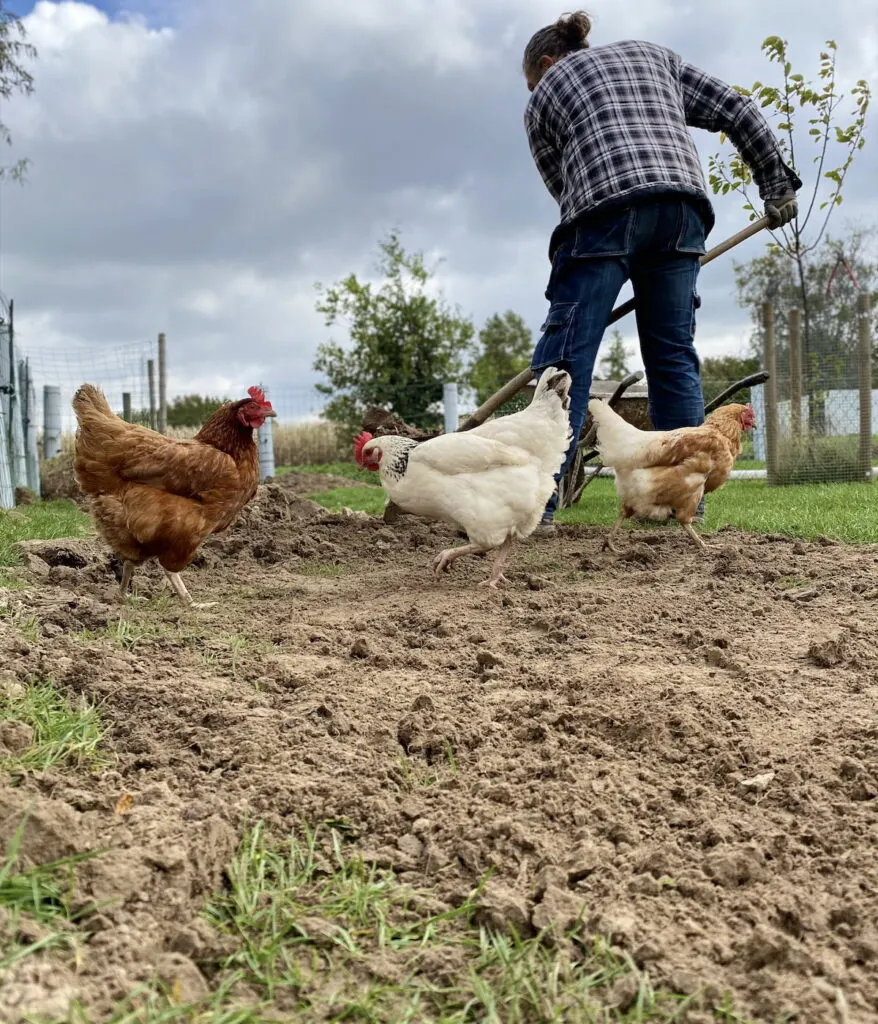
[478, 537, 513, 589]
[164, 570, 216, 609]
[119, 560, 135, 599]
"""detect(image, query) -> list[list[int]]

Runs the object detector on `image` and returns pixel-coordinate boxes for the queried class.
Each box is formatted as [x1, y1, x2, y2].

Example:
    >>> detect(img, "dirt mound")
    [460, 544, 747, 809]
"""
[2, 503, 878, 1021]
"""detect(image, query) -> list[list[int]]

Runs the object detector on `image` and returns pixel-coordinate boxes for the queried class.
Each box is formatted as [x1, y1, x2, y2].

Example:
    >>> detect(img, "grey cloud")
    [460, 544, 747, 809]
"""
[1, 0, 875, 403]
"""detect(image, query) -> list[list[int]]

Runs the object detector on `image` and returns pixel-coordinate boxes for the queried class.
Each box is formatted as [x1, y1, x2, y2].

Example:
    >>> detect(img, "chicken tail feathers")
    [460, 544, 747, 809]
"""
[587, 398, 650, 466]
[73, 383, 116, 423]
[532, 366, 572, 413]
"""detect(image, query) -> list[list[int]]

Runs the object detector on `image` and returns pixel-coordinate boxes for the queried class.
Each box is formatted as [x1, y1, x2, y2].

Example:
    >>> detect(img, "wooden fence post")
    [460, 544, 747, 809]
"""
[147, 359, 156, 430]
[122, 392, 132, 423]
[858, 291, 873, 483]
[788, 307, 803, 438]
[157, 333, 167, 434]
[763, 302, 780, 486]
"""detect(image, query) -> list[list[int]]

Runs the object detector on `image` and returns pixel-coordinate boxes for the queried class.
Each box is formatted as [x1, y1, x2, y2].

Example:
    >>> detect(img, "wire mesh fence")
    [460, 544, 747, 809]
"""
[2, 287, 873, 507]
[1, 294, 41, 507]
[752, 293, 875, 485]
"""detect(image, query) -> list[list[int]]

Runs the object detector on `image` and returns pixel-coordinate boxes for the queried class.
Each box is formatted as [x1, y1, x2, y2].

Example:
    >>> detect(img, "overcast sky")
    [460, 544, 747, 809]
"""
[1, 0, 875, 417]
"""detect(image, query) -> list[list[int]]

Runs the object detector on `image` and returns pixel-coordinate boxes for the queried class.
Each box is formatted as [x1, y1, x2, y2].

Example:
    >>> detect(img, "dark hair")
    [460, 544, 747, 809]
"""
[522, 11, 592, 79]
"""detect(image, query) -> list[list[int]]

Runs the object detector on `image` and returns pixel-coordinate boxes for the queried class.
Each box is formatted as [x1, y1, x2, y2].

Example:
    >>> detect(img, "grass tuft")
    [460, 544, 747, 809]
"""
[0, 819, 99, 972]
[0, 501, 92, 567]
[196, 823, 748, 1023]
[0, 678, 107, 774]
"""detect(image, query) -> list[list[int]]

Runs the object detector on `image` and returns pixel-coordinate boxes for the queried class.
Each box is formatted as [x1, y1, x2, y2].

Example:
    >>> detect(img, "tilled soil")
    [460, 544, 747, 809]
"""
[1, 479, 877, 1023]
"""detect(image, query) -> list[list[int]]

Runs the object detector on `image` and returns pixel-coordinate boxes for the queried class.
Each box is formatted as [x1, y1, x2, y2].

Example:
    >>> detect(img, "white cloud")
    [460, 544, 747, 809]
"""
[1, 0, 875, 421]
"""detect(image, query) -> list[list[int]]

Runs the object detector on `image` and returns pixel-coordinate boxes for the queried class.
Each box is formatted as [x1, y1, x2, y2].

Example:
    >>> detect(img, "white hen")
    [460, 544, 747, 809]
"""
[353, 366, 572, 587]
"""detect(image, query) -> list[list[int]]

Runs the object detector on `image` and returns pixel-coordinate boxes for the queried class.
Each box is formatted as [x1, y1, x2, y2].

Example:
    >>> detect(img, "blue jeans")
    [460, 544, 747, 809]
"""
[531, 196, 707, 519]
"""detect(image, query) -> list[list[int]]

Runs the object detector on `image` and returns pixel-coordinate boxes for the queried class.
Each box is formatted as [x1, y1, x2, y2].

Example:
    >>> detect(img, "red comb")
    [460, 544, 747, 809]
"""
[247, 386, 270, 407]
[353, 431, 374, 465]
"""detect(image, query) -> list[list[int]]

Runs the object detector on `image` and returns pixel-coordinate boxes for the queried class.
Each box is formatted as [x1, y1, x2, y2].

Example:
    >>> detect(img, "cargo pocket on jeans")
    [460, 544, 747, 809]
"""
[531, 302, 577, 370]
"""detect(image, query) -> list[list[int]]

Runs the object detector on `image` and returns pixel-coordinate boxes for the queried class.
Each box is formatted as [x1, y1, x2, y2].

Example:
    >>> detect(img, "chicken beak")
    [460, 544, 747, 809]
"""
[264, 408, 277, 418]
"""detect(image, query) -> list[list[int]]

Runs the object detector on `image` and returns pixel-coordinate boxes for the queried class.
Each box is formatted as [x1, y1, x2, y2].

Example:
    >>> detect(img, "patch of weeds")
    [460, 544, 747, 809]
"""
[0, 679, 107, 774]
[0, 569, 27, 591]
[0, 599, 41, 642]
[195, 822, 752, 1023]
[193, 631, 270, 680]
[774, 575, 811, 591]
[0, 818, 99, 972]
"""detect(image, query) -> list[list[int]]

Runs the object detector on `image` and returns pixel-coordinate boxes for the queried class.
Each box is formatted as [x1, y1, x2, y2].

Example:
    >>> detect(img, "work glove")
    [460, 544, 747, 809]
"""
[765, 192, 798, 228]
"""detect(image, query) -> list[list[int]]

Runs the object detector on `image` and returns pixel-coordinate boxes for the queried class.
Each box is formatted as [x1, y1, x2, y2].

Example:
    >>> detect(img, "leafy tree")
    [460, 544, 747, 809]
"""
[699, 353, 762, 403]
[707, 35, 870, 414]
[314, 232, 474, 433]
[0, 1, 36, 182]
[167, 393, 232, 428]
[733, 228, 878, 395]
[468, 311, 532, 406]
[598, 329, 632, 380]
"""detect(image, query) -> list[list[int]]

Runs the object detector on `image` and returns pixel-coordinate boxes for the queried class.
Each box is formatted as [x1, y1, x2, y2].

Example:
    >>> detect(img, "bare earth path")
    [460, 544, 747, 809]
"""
[2, 480, 877, 1022]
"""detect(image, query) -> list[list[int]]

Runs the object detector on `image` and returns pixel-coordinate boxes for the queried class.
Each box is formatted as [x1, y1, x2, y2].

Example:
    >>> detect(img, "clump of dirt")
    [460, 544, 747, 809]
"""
[2, 496, 878, 1022]
[39, 452, 84, 503]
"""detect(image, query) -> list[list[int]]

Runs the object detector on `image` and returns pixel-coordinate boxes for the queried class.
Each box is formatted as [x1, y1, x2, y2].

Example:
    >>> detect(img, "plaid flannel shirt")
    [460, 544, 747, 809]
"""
[525, 40, 802, 236]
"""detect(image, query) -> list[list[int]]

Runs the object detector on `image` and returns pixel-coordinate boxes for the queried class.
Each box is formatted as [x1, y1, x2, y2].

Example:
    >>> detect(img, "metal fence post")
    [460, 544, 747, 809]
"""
[443, 383, 459, 434]
[23, 365, 40, 496]
[257, 385, 275, 482]
[43, 385, 63, 460]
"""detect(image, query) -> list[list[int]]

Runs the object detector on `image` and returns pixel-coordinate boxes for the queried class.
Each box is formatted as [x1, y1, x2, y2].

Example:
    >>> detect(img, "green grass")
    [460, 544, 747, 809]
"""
[300, 472, 878, 546]
[277, 462, 376, 484]
[0, 678, 107, 774]
[306, 485, 388, 516]
[0, 501, 92, 567]
[13, 822, 767, 1024]
[555, 477, 878, 545]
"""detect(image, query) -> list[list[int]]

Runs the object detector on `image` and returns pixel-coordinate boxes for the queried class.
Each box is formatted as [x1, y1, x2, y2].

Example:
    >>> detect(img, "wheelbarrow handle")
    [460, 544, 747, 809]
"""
[704, 371, 770, 414]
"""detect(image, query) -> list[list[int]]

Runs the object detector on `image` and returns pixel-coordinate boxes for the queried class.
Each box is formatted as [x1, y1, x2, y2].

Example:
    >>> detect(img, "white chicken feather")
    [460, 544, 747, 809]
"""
[353, 366, 572, 587]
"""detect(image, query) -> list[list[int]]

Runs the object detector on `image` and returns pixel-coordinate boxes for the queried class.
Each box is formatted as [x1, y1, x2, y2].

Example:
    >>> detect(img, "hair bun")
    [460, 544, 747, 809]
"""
[556, 11, 592, 47]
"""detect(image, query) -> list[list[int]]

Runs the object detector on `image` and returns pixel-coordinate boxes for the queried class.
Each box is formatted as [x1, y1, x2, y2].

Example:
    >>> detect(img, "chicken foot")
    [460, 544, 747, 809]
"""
[602, 514, 627, 553]
[432, 543, 483, 578]
[164, 570, 216, 609]
[681, 521, 708, 552]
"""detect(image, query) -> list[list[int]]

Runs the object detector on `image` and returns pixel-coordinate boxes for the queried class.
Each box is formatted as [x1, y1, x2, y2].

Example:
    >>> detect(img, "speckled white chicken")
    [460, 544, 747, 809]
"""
[353, 366, 572, 587]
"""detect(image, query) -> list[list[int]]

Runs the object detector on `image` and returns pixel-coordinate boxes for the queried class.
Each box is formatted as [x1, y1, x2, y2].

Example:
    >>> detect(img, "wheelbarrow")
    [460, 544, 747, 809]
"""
[382, 214, 773, 524]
